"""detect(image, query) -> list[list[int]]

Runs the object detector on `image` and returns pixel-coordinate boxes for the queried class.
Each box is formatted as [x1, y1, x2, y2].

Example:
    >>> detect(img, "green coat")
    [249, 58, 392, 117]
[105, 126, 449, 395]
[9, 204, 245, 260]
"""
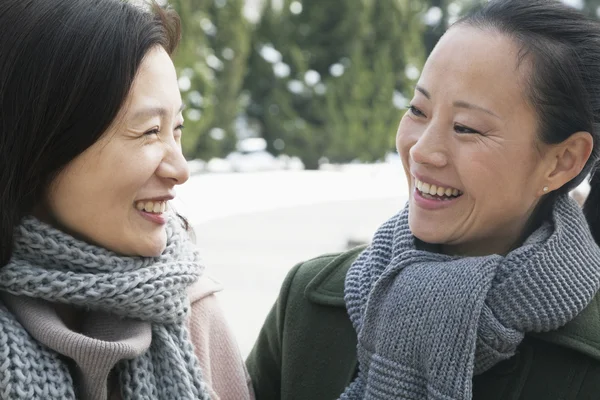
[246, 246, 600, 400]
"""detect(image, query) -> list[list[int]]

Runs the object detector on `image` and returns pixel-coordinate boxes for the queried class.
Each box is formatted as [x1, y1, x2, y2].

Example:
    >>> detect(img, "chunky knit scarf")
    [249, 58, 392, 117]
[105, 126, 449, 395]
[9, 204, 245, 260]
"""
[341, 195, 600, 400]
[0, 215, 210, 400]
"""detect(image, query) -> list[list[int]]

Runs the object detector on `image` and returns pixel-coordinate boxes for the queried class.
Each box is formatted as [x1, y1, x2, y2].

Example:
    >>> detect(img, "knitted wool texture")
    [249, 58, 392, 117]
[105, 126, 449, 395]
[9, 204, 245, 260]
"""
[340, 195, 600, 400]
[0, 215, 210, 400]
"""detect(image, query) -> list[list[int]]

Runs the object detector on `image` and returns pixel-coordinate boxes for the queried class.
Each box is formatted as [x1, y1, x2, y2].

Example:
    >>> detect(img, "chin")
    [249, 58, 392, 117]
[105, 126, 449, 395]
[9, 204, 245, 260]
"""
[408, 218, 446, 245]
[412, 231, 445, 245]
[135, 232, 168, 257]
[138, 244, 167, 258]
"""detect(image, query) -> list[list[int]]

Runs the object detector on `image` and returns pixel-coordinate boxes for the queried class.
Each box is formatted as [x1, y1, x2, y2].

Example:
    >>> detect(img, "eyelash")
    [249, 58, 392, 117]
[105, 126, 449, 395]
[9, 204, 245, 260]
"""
[145, 124, 185, 136]
[454, 124, 480, 135]
[407, 105, 425, 118]
[406, 105, 481, 135]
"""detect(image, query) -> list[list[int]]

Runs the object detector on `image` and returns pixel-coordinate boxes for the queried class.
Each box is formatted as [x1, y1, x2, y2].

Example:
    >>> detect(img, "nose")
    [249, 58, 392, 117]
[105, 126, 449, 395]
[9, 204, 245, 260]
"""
[157, 138, 190, 185]
[408, 124, 448, 168]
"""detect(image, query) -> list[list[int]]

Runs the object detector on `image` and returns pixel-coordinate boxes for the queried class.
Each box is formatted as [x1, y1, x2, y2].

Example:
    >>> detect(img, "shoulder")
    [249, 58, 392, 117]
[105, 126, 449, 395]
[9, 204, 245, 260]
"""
[186, 275, 227, 338]
[279, 245, 367, 308]
[245, 248, 364, 399]
[186, 274, 227, 336]
[187, 275, 223, 304]
[186, 276, 254, 400]
[533, 292, 600, 363]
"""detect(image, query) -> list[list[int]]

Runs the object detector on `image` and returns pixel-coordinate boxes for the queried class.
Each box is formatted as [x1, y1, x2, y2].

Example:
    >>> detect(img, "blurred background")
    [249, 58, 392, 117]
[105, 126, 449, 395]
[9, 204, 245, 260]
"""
[166, 0, 599, 356]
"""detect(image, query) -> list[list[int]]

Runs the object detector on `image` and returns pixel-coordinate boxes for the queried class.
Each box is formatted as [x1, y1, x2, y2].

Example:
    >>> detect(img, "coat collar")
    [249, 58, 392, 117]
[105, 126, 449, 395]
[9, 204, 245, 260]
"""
[304, 245, 600, 362]
[305, 245, 366, 307]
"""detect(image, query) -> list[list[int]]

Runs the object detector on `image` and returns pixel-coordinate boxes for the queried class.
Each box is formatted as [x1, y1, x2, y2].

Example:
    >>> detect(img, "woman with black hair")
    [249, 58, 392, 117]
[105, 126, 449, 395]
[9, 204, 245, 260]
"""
[0, 1, 253, 399]
[247, 1, 600, 399]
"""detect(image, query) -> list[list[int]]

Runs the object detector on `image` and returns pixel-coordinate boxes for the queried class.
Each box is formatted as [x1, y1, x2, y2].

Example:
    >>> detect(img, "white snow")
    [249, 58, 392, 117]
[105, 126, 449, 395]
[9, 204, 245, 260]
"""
[174, 163, 408, 226]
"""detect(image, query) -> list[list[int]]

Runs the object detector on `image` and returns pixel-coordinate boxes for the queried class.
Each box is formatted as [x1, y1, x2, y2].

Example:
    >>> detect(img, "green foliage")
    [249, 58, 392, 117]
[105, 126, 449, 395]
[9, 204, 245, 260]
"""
[244, 0, 424, 169]
[171, 0, 250, 160]
[582, 0, 600, 18]
[169, 0, 600, 165]
[327, 0, 426, 164]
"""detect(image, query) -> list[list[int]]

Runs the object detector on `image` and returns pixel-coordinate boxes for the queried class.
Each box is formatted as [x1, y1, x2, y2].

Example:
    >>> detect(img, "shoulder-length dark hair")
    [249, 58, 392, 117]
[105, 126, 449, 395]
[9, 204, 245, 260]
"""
[0, 0, 181, 266]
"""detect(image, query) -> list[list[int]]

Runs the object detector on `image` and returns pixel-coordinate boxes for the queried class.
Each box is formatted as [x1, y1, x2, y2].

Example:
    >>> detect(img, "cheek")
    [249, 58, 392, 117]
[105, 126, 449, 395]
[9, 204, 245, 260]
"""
[48, 161, 95, 211]
[103, 144, 163, 194]
[463, 148, 538, 204]
[48, 145, 155, 220]
[396, 116, 416, 159]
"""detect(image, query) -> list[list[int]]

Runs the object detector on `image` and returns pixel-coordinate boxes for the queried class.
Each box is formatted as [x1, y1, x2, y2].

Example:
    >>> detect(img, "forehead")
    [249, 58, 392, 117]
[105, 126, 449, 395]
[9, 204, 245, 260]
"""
[419, 26, 529, 112]
[124, 46, 181, 116]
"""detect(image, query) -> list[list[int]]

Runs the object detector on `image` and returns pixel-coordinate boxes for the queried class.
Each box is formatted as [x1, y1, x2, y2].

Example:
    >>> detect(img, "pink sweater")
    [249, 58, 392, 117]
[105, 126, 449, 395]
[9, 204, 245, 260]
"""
[1, 275, 254, 400]
[186, 276, 255, 400]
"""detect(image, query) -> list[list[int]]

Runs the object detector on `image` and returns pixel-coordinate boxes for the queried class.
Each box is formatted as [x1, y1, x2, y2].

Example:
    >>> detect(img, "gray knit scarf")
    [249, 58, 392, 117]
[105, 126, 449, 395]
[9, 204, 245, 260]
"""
[341, 195, 600, 400]
[0, 215, 210, 400]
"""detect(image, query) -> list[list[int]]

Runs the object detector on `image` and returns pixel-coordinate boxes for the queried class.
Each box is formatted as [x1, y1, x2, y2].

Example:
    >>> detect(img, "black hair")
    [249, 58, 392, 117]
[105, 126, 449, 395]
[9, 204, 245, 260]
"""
[0, 0, 181, 266]
[459, 0, 600, 243]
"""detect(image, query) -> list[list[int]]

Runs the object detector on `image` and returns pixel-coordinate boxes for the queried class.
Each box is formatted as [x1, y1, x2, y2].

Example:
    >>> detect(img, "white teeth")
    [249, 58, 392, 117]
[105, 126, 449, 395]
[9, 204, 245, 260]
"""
[414, 178, 462, 198]
[135, 200, 167, 214]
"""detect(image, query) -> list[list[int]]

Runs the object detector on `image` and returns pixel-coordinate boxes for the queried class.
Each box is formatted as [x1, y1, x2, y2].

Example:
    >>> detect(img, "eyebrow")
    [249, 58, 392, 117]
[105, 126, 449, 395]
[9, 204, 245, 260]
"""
[415, 85, 500, 119]
[130, 103, 186, 120]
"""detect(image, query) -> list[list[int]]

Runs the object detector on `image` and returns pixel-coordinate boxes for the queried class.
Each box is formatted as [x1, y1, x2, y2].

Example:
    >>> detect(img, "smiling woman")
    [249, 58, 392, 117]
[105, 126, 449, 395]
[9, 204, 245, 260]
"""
[0, 1, 252, 399]
[397, 24, 589, 257]
[247, 1, 600, 399]
[44, 46, 189, 258]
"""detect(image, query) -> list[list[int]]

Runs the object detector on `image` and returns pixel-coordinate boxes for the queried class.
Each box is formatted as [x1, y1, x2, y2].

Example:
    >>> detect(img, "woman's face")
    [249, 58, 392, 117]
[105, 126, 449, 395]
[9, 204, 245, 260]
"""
[43, 46, 189, 257]
[397, 26, 550, 256]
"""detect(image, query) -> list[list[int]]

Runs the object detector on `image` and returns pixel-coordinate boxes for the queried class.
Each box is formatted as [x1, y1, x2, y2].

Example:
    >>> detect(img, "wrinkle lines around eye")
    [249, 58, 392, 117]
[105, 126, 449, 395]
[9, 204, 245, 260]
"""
[466, 129, 506, 150]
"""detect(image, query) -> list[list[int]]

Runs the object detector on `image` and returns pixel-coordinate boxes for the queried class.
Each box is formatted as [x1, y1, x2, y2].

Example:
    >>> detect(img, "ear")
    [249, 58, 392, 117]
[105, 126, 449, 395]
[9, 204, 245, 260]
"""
[542, 131, 593, 195]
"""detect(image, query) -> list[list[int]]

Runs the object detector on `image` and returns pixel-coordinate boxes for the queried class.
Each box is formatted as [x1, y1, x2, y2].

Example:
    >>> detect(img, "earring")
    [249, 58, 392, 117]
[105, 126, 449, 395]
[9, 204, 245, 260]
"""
[543, 186, 549, 193]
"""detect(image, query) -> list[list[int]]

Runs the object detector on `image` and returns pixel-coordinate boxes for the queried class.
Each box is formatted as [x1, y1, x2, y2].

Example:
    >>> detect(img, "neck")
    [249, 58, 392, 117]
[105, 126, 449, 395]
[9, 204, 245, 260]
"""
[440, 201, 546, 257]
[441, 239, 513, 257]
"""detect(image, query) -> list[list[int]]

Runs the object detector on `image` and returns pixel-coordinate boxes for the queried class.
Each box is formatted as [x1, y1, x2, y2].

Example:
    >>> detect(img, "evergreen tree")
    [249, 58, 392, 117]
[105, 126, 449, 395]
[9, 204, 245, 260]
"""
[325, 0, 424, 163]
[170, 0, 215, 158]
[422, 0, 449, 55]
[207, 0, 251, 156]
[244, 0, 368, 169]
[243, 0, 292, 159]
[244, 0, 422, 169]
[582, 0, 600, 19]
[171, 0, 250, 160]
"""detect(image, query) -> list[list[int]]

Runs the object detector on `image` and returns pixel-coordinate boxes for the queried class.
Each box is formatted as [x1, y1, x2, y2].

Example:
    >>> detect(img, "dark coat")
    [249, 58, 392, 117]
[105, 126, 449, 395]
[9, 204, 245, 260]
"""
[247, 246, 600, 400]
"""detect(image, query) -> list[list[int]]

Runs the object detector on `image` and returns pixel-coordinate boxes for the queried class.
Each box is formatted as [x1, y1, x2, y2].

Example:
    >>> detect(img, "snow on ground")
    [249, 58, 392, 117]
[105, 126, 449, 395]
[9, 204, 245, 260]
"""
[174, 163, 407, 225]
[174, 162, 409, 356]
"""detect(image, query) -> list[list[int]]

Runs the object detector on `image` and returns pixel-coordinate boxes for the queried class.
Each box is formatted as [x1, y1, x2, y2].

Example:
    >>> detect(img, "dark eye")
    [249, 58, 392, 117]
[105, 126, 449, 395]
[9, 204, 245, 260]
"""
[175, 124, 185, 131]
[145, 128, 160, 135]
[407, 105, 425, 117]
[454, 124, 480, 135]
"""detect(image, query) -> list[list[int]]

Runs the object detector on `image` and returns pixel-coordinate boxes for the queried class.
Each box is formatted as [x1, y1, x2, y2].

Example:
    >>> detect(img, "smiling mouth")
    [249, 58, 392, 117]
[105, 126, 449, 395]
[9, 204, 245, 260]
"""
[414, 178, 463, 201]
[135, 200, 167, 214]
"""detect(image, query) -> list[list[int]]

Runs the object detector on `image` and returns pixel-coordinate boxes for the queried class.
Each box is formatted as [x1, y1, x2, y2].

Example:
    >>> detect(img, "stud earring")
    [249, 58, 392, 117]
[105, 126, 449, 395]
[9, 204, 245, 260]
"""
[543, 186, 549, 193]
